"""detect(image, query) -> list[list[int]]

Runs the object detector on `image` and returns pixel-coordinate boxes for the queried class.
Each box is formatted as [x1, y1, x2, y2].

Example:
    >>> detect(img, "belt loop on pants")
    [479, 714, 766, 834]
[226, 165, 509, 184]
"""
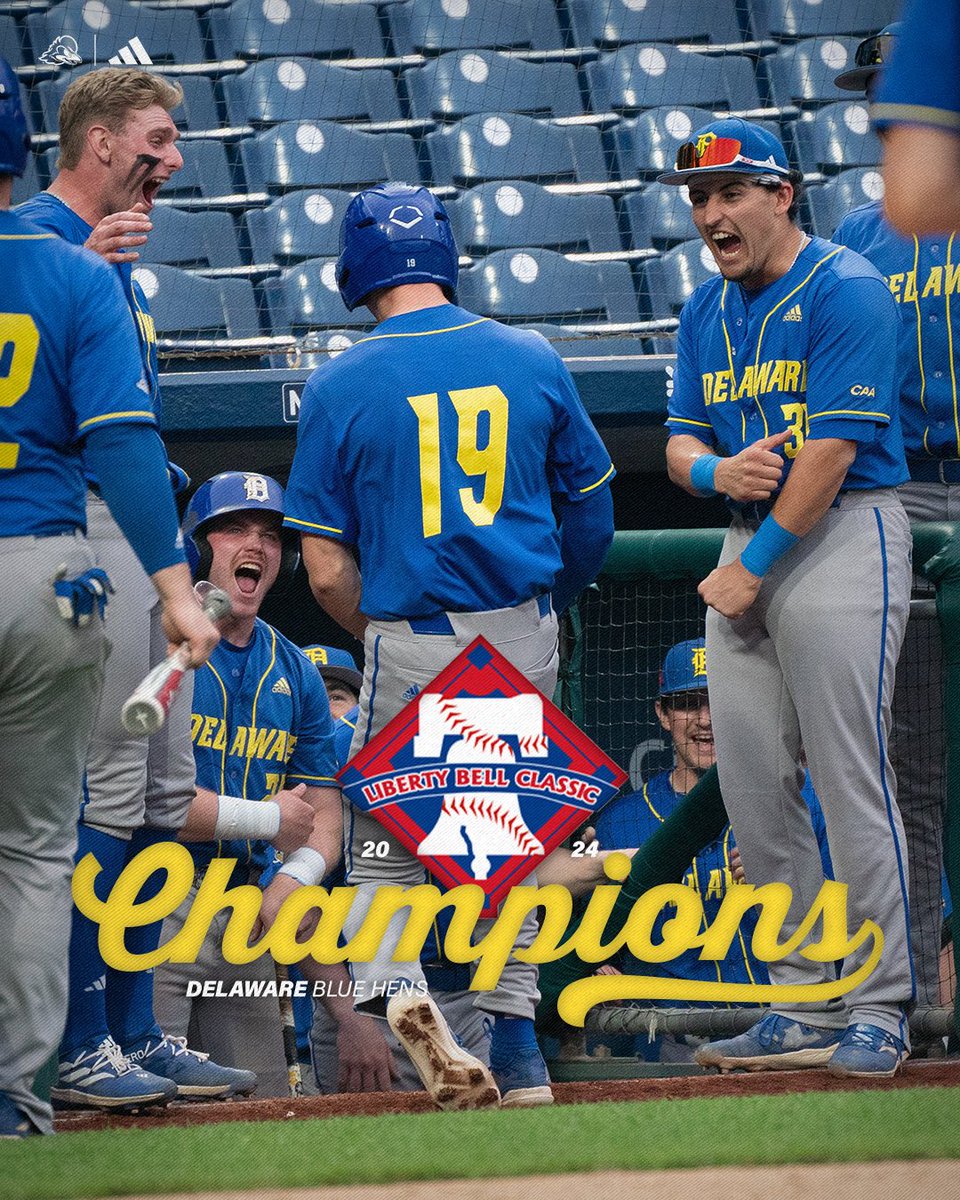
[406, 593, 552, 635]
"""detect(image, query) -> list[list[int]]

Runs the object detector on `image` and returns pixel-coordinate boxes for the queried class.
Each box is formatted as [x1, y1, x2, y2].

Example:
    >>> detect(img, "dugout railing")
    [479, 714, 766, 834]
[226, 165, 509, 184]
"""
[559, 523, 960, 1054]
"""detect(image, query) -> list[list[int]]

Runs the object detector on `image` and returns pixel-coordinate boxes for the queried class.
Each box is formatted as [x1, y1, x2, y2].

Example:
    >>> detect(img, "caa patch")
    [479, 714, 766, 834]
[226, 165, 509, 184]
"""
[338, 636, 627, 916]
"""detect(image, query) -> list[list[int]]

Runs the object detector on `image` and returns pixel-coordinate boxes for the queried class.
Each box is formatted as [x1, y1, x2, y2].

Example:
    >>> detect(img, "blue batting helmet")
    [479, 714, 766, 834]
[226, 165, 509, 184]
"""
[0, 57, 30, 178]
[182, 471, 300, 583]
[336, 182, 458, 312]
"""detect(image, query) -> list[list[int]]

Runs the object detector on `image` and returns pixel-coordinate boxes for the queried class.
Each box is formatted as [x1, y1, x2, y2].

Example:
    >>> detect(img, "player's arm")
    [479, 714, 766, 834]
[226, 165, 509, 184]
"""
[258, 783, 342, 932]
[667, 431, 791, 502]
[552, 486, 614, 614]
[177, 783, 316, 853]
[300, 534, 366, 641]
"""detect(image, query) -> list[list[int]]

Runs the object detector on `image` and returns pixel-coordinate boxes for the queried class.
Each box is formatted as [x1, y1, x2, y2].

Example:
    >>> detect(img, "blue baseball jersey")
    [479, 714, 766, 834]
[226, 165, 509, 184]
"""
[873, 0, 960, 135]
[284, 303, 615, 620]
[0, 209, 155, 537]
[833, 203, 960, 461]
[189, 618, 338, 880]
[667, 236, 908, 490]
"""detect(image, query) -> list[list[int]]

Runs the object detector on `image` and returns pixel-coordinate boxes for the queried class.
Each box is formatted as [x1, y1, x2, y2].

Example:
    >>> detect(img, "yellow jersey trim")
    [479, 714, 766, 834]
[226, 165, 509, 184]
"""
[871, 102, 960, 132]
[354, 318, 490, 345]
[579, 463, 615, 493]
[810, 408, 889, 421]
[78, 410, 155, 430]
[284, 516, 345, 535]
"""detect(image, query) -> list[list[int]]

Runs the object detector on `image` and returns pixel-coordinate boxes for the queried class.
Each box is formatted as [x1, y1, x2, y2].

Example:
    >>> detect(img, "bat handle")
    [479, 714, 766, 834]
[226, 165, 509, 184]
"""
[120, 643, 192, 736]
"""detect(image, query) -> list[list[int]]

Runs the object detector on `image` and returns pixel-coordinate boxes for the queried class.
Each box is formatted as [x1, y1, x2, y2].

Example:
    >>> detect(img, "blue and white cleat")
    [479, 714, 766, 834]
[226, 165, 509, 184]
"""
[125, 1034, 257, 1099]
[51, 1036, 177, 1110]
[695, 1013, 842, 1072]
[491, 1044, 554, 1108]
[827, 1023, 909, 1078]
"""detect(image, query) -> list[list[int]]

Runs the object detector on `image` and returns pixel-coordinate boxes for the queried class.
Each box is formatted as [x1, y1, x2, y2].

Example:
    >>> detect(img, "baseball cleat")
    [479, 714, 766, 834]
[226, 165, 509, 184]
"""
[491, 1045, 554, 1108]
[124, 1034, 257, 1099]
[387, 993, 501, 1111]
[827, 1023, 909, 1078]
[51, 1036, 177, 1110]
[0, 1094, 39, 1138]
[694, 1013, 842, 1072]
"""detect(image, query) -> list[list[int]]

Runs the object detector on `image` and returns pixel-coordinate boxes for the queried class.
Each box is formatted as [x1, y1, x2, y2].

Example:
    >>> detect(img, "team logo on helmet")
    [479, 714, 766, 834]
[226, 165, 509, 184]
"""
[691, 645, 707, 678]
[242, 474, 271, 502]
[39, 35, 82, 66]
[389, 204, 424, 230]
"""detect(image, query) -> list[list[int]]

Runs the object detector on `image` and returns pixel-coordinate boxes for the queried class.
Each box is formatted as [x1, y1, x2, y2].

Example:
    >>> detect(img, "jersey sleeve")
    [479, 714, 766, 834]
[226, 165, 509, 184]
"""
[873, 0, 960, 133]
[285, 661, 339, 788]
[666, 301, 715, 441]
[283, 376, 359, 543]
[804, 274, 899, 441]
[69, 254, 157, 438]
[545, 350, 615, 501]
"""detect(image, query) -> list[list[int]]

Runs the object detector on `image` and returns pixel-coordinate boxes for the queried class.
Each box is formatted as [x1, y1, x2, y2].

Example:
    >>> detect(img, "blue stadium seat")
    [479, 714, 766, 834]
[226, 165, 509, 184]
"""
[261, 256, 356, 334]
[425, 113, 607, 187]
[208, 0, 384, 61]
[568, 0, 743, 49]
[613, 105, 715, 180]
[458, 248, 641, 324]
[244, 188, 353, 265]
[27, 0, 204, 66]
[162, 140, 237, 200]
[641, 237, 721, 318]
[11, 150, 42, 208]
[586, 44, 761, 114]
[223, 58, 401, 127]
[386, 0, 563, 56]
[138, 207, 242, 270]
[404, 50, 583, 122]
[240, 120, 419, 192]
[806, 166, 884, 238]
[623, 186, 697, 250]
[792, 101, 880, 173]
[131, 264, 261, 338]
[37, 69, 220, 135]
[767, 37, 860, 108]
[748, 0, 900, 41]
[1, 14, 22, 67]
[449, 181, 621, 254]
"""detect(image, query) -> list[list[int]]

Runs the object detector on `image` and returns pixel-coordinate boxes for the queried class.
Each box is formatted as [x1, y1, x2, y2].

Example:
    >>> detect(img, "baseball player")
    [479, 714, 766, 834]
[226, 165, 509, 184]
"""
[16, 68, 244, 1107]
[661, 119, 914, 1076]
[833, 23, 952, 1029]
[152, 472, 342, 1097]
[0, 59, 218, 1136]
[872, 0, 960, 235]
[283, 182, 616, 1108]
[303, 644, 363, 719]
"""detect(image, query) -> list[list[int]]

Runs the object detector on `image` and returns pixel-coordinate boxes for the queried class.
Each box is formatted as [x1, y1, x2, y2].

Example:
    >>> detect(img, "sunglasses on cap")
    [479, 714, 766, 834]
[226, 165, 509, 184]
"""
[660, 690, 710, 713]
[855, 30, 895, 70]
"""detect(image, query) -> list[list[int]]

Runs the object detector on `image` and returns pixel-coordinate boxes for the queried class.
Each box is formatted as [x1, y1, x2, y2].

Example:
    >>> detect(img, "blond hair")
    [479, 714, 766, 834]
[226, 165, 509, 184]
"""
[57, 68, 183, 170]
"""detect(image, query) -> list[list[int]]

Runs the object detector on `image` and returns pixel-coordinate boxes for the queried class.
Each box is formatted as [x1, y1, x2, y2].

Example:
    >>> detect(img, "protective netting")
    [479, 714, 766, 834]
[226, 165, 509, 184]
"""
[8, 0, 895, 361]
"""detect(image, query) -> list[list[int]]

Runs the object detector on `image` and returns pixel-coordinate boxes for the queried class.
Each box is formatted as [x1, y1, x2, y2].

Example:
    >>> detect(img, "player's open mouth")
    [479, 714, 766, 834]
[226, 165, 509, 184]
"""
[712, 231, 742, 260]
[235, 563, 262, 596]
[141, 178, 164, 210]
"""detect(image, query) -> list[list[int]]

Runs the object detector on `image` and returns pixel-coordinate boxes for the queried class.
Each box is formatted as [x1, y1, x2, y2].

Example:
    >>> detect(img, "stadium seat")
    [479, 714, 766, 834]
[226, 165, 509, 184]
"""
[457, 248, 641, 324]
[244, 188, 353, 265]
[521, 323, 646, 359]
[27, 0, 204, 66]
[585, 44, 761, 114]
[792, 101, 881, 173]
[425, 113, 607, 187]
[1, 14, 22, 67]
[208, 0, 384, 62]
[223, 58, 401, 127]
[11, 150, 42, 208]
[37, 70, 220, 135]
[131, 264, 261, 339]
[386, 0, 564, 57]
[767, 37, 860, 108]
[240, 120, 419, 193]
[623, 186, 697, 250]
[162, 140, 237, 200]
[641, 237, 720, 318]
[404, 50, 583, 122]
[449, 181, 622, 254]
[568, 0, 743, 49]
[806, 166, 884, 239]
[613, 106, 784, 181]
[137, 207, 243, 270]
[261, 256, 356, 334]
[748, 0, 900, 41]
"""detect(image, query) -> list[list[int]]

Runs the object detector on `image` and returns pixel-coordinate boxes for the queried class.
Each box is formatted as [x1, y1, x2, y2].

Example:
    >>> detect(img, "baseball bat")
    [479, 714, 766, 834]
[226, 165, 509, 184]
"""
[275, 962, 304, 1098]
[120, 583, 231, 736]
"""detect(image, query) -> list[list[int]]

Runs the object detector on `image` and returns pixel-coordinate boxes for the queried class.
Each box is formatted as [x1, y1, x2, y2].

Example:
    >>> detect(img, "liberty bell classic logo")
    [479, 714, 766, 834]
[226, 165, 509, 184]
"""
[338, 637, 627, 916]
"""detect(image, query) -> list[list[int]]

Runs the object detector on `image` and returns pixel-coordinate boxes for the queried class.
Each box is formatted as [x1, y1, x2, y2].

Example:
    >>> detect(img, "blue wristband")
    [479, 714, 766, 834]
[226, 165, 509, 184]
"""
[740, 513, 799, 577]
[690, 454, 721, 496]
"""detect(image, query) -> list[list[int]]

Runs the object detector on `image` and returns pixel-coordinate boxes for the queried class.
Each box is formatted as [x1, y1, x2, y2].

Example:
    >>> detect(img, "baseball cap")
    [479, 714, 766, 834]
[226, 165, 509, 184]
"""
[658, 117, 791, 186]
[835, 23, 900, 93]
[302, 644, 362, 694]
[659, 638, 708, 697]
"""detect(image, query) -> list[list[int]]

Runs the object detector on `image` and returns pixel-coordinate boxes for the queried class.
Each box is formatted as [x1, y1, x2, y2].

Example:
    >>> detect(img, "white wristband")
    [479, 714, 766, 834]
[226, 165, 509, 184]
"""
[214, 795, 281, 841]
[277, 846, 327, 886]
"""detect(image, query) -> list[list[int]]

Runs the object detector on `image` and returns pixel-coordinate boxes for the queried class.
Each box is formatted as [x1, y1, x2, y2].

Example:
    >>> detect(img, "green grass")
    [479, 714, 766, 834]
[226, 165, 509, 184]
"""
[2, 1088, 958, 1200]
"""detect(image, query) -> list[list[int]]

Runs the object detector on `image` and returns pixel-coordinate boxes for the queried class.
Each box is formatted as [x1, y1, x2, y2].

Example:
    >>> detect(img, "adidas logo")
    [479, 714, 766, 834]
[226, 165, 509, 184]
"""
[272, 677, 291, 696]
[83, 975, 107, 993]
[109, 37, 152, 66]
[401, 684, 421, 703]
[782, 303, 802, 322]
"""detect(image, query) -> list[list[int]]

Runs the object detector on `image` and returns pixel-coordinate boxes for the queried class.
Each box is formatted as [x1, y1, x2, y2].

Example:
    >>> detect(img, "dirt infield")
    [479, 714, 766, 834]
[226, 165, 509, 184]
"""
[53, 1058, 960, 1135]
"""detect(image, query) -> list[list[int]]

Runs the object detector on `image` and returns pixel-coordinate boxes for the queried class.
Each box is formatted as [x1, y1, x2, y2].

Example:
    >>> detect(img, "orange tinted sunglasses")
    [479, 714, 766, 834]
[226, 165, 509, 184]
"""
[675, 136, 744, 172]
